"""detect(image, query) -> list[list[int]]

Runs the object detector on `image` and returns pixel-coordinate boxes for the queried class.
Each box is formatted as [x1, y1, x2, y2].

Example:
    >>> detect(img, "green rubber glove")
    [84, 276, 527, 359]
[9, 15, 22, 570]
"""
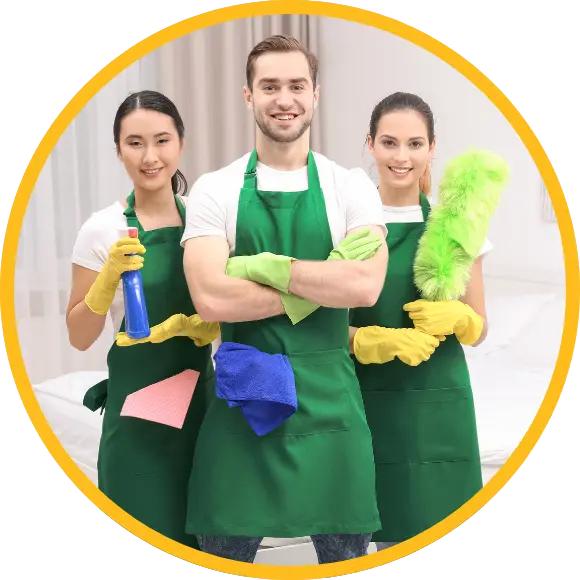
[225, 253, 309, 323]
[226, 229, 384, 324]
[328, 228, 383, 261]
[280, 293, 319, 325]
[282, 228, 384, 324]
[226, 252, 294, 294]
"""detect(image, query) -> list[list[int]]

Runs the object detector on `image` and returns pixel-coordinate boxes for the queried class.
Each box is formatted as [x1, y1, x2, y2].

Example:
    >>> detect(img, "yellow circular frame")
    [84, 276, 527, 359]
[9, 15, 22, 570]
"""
[1, 2, 578, 578]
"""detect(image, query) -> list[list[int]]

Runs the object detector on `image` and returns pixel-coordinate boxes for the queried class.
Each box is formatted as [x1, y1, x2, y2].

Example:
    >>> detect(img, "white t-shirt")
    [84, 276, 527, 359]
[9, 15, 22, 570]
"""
[382, 202, 493, 256]
[71, 197, 187, 335]
[181, 152, 387, 251]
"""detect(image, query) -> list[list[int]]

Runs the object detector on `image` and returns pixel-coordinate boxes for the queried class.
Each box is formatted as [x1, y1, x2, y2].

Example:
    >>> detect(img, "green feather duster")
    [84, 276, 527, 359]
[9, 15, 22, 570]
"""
[413, 148, 510, 301]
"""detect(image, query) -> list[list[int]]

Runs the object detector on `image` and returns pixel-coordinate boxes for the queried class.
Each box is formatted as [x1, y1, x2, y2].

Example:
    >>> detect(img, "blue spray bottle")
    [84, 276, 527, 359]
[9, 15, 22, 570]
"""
[122, 227, 151, 339]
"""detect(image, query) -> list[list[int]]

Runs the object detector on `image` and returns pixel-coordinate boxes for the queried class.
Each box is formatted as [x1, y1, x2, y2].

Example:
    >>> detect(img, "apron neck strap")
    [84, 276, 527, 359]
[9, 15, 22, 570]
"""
[175, 194, 186, 223]
[123, 189, 185, 230]
[243, 149, 259, 190]
[243, 149, 321, 192]
[123, 190, 140, 229]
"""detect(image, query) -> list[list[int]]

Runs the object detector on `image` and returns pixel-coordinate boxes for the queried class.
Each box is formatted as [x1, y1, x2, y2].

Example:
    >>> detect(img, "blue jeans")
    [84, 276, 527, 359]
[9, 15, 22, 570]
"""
[375, 541, 399, 551]
[197, 533, 372, 563]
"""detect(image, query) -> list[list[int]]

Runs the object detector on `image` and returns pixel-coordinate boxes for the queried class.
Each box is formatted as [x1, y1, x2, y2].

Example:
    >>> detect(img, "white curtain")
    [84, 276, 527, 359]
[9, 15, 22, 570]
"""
[15, 16, 321, 384]
[155, 15, 322, 184]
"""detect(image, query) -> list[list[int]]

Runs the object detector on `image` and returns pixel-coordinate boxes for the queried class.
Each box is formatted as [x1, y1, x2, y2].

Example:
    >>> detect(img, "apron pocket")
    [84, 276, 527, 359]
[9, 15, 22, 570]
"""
[100, 375, 211, 476]
[105, 413, 200, 476]
[227, 348, 353, 436]
[362, 387, 476, 464]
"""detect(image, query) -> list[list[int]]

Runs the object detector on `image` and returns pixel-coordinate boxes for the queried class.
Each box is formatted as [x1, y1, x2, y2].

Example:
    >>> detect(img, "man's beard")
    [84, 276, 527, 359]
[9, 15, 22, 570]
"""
[255, 109, 313, 143]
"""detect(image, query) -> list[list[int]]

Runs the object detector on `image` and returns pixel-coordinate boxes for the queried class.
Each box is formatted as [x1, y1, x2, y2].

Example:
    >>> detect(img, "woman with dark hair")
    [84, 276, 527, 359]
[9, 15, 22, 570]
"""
[66, 90, 219, 547]
[350, 92, 491, 550]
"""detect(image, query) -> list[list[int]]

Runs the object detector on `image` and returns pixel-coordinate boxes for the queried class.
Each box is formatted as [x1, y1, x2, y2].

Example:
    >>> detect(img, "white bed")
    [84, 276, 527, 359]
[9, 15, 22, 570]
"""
[29, 273, 565, 564]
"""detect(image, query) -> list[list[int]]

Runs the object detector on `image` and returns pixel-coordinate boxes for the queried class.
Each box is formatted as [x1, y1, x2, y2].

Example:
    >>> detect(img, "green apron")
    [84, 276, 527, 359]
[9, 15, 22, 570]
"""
[84, 192, 214, 548]
[185, 150, 380, 538]
[350, 192, 483, 543]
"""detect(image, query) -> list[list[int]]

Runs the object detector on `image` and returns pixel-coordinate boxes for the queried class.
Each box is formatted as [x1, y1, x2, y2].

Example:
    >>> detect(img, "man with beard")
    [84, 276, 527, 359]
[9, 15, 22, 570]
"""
[180, 35, 389, 564]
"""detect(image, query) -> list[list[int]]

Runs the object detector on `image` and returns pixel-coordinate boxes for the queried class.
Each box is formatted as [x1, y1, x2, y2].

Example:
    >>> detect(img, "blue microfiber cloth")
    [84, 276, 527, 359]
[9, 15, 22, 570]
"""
[214, 342, 297, 436]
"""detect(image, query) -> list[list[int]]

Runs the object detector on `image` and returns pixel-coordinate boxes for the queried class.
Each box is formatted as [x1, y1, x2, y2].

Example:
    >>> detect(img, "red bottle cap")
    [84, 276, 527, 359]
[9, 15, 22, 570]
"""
[128, 227, 138, 239]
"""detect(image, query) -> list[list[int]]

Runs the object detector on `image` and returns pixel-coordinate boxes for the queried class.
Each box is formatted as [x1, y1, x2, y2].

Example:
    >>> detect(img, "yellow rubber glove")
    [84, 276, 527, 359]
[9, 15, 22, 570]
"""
[353, 326, 441, 366]
[403, 299, 484, 346]
[85, 237, 146, 315]
[116, 314, 220, 347]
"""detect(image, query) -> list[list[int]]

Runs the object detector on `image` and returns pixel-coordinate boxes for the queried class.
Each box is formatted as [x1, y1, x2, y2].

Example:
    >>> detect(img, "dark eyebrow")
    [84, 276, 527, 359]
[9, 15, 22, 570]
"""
[379, 134, 425, 141]
[124, 132, 172, 140]
[257, 77, 309, 85]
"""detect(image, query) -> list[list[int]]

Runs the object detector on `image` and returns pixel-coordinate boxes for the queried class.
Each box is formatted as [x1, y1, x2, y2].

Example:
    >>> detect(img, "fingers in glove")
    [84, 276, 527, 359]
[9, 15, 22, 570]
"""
[116, 332, 149, 347]
[341, 228, 371, 243]
[356, 248, 380, 260]
[403, 300, 427, 312]
[344, 236, 382, 252]
[119, 256, 145, 270]
[114, 238, 146, 255]
[405, 310, 427, 321]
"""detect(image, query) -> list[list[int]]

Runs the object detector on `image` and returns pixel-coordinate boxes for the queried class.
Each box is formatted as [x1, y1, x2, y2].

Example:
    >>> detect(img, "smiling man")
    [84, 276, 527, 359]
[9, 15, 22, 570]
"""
[181, 35, 389, 564]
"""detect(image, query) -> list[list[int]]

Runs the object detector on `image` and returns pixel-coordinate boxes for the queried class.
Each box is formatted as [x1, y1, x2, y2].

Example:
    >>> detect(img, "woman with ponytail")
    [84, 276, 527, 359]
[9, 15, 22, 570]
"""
[350, 92, 491, 550]
[67, 91, 219, 548]
[418, 160, 431, 196]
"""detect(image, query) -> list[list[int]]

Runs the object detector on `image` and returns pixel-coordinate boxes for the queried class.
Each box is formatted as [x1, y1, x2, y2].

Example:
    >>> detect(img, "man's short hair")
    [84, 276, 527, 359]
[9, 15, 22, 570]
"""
[246, 34, 318, 91]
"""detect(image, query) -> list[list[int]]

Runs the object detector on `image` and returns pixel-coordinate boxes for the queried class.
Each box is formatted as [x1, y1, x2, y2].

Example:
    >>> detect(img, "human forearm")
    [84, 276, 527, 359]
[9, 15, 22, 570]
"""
[459, 256, 488, 346]
[288, 248, 388, 309]
[183, 236, 285, 323]
[224, 227, 387, 312]
[66, 263, 117, 351]
[66, 301, 107, 351]
[186, 268, 284, 323]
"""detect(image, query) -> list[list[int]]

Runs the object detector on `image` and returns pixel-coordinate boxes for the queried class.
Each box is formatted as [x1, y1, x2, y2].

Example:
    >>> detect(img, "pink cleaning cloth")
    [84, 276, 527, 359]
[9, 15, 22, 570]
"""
[120, 369, 200, 429]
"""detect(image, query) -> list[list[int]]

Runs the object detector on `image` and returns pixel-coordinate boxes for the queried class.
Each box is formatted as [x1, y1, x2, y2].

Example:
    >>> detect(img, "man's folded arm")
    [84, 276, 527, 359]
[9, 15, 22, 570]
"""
[288, 225, 389, 308]
[183, 236, 285, 323]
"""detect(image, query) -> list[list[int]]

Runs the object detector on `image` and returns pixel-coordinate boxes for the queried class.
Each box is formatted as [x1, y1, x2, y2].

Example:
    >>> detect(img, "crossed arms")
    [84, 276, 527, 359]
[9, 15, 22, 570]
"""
[183, 225, 388, 323]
